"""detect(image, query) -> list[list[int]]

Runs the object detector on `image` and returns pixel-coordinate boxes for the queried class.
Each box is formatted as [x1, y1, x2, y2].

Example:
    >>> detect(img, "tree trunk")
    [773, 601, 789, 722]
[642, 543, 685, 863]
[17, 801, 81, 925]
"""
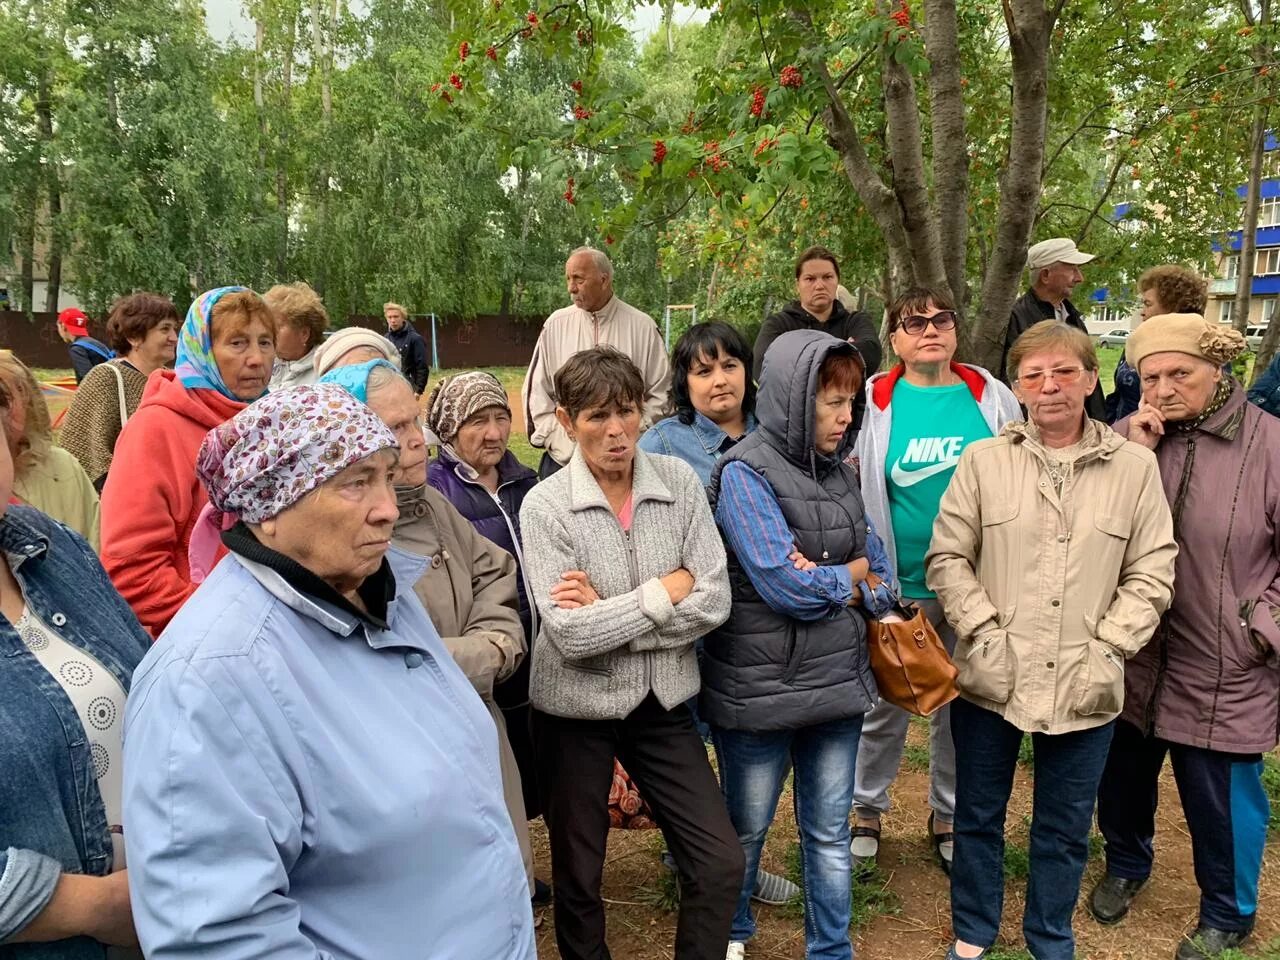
[312, 0, 335, 296]
[36, 70, 61, 314]
[1234, 0, 1271, 335]
[922, 0, 969, 305]
[276, 22, 295, 277]
[254, 19, 267, 191]
[17, 185, 37, 313]
[970, 0, 1054, 371]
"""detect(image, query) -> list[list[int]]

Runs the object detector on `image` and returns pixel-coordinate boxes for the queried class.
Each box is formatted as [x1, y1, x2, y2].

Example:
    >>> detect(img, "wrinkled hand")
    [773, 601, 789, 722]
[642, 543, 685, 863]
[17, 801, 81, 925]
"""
[788, 547, 817, 571]
[551, 570, 600, 609]
[660, 568, 695, 605]
[1127, 401, 1166, 451]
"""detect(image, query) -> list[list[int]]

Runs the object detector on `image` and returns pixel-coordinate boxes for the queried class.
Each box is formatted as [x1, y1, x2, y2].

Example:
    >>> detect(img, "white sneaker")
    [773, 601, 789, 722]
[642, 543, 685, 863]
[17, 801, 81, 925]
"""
[725, 942, 746, 960]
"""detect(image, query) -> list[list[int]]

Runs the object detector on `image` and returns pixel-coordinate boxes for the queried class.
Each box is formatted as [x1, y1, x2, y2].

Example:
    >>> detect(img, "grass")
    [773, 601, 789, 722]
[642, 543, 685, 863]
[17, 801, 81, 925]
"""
[782, 842, 902, 930]
[984, 948, 1035, 960]
[1205, 937, 1280, 959]
[1266, 753, 1280, 833]
[902, 741, 932, 773]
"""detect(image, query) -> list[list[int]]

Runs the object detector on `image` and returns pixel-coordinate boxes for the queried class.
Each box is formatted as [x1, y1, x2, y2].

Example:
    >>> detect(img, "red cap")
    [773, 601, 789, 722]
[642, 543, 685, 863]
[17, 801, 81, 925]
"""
[57, 308, 90, 336]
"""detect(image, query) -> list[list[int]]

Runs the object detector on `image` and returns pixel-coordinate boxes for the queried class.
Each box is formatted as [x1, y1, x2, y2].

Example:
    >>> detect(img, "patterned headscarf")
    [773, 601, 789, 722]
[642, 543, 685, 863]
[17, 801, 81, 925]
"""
[188, 384, 398, 581]
[317, 358, 398, 404]
[425, 371, 510, 444]
[175, 286, 254, 401]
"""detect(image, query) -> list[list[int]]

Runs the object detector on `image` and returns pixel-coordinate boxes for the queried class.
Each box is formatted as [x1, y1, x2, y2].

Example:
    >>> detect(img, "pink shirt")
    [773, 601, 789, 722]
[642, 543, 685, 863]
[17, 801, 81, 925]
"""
[616, 492, 634, 532]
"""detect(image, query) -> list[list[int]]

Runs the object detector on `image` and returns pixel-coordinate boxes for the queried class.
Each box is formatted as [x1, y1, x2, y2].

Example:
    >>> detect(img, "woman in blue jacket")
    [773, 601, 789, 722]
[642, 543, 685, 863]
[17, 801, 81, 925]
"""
[0, 375, 150, 960]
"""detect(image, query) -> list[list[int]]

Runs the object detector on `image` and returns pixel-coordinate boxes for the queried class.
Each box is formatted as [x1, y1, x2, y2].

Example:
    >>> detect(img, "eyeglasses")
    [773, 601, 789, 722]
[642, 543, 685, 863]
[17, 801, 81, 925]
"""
[894, 311, 958, 336]
[1015, 366, 1086, 391]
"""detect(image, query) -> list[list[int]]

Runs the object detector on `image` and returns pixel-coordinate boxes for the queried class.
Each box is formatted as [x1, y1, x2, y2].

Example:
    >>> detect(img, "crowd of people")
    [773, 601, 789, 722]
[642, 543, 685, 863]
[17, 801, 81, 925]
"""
[3, 240, 1278, 960]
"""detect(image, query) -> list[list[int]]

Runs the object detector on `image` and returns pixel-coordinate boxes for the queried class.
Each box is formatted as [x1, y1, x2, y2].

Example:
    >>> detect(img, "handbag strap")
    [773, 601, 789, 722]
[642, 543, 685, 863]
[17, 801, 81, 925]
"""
[103, 362, 129, 427]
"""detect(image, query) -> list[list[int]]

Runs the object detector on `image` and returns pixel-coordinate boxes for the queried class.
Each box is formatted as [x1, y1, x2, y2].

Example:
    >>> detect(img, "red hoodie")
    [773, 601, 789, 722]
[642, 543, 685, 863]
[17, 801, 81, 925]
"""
[100, 370, 246, 637]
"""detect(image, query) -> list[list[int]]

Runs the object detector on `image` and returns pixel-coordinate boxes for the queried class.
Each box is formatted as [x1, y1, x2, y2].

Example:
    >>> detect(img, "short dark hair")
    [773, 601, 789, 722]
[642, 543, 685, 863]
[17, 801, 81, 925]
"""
[105, 293, 180, 355]
[670, 322, 756, 425]
[817, 349, 865, 396]
[553, 346, 646, 421]
[795, 245, 840, 280]
[886, 285, 957, 331]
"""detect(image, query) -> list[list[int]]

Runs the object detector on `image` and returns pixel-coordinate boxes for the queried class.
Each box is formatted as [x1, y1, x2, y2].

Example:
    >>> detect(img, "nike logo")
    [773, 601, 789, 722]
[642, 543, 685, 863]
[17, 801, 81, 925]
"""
[890, 456, 960, 487]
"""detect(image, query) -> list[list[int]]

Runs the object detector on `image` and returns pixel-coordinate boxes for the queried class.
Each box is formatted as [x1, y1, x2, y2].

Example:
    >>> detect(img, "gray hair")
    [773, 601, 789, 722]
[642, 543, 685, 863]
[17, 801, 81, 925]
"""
[365, 362, 415, 399]
[568, 246, 613, 279]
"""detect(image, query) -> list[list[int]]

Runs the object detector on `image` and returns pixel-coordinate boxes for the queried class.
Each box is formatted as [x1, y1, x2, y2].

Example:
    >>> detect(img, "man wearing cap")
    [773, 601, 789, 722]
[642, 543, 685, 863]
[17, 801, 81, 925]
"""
[56, 308, 114, 383]
[1003, 238, 1107, 421]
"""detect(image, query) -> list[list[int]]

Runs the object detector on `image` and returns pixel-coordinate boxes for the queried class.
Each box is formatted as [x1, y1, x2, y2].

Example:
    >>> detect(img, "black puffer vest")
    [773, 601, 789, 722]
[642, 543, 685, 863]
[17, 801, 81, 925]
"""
[702, 329, 877, 731]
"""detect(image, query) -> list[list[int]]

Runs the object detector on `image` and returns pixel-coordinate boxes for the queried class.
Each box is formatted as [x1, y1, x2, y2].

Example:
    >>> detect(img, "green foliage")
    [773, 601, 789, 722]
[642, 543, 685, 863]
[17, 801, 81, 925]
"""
[902, 742, 931, 773]
[1264, 752, 1280, 832]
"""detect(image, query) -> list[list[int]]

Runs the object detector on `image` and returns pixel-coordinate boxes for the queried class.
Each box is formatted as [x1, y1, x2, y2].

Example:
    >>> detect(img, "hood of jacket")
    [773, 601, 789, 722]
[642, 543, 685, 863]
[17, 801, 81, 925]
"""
[755, 328, 865, 471]
[135, 369, 246, 430]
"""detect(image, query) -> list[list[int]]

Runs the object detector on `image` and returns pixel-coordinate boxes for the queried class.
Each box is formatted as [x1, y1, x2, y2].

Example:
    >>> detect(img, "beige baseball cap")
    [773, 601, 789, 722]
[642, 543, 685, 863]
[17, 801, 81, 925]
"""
[1027, 238, 1095, 272]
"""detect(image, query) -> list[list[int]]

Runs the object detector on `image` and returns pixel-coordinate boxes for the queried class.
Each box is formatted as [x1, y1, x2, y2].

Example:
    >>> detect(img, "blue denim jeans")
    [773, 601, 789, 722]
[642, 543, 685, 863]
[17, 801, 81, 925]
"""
[713, 714, 864, 960]
[950, 697, 1115, 960]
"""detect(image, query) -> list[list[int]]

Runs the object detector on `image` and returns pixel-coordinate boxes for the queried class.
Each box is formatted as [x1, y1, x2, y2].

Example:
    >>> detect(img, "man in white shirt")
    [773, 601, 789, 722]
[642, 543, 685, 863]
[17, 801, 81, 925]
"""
[522, 247, 672, 477]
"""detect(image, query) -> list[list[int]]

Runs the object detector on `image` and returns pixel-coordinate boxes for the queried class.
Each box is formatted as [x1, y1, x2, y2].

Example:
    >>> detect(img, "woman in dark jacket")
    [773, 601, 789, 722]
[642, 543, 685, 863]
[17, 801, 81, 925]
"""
[706, 329, 895, 960]
[0, 375, 151, 959]
[1093, 313, 1280, 960]
[425, 371, 540, 814]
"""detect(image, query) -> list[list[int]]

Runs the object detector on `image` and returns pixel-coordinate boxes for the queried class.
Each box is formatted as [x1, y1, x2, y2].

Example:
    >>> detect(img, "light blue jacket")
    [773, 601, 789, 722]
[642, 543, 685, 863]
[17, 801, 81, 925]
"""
[638, 411, 758, 485]
[123, 546, 535, 960]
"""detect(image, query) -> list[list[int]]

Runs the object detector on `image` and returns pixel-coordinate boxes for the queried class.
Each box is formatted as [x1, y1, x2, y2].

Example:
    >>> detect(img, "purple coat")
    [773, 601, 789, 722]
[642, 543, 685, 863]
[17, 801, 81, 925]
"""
[428, 448, 538, 708]
[1117, 387, 1280, 754]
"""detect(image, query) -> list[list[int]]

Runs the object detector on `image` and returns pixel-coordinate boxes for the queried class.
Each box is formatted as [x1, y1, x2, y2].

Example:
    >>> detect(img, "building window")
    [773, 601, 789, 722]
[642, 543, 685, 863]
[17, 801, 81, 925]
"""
[1257, 248, 1280, 275]
[1221, 300, 1235, 326]
[1225, 254, 1240, 279]
[1265, 299, 1278, 326]
[1266, 151, 1280, 179]
[1259, 196, 1280, 227]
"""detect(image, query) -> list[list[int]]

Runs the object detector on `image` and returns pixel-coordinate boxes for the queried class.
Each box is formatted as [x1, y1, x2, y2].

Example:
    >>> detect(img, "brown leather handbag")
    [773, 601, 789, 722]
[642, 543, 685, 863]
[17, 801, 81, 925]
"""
[865, 579, 959, 717]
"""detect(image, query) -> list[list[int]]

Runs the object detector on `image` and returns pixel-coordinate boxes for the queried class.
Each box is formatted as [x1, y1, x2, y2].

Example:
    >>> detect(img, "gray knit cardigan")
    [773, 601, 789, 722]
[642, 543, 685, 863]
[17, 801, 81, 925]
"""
[518, 446, 731, 720]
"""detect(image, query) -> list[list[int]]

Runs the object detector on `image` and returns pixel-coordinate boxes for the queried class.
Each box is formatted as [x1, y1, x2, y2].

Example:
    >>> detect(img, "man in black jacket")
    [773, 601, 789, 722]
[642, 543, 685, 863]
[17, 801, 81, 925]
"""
[753, 246, 882, 382]
[383, 301, 429, 395]
[1004, 238, 1107, 421]
[56, 308, 114, 382]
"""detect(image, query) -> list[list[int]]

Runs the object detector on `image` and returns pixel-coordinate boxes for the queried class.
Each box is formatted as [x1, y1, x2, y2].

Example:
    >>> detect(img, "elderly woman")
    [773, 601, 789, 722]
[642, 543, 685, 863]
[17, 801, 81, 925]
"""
[318, 360, 539, 905]
[927, 320, 1177, 960]
[0, 352, 100, 548]
[61, 293, 180, 489]
[0, 376, 150, 960]
[706, 329, 896, 960]
[425, 373, 540, 803]
[519, 346, 742, 960]
[312, 326, 400, 378]
[123, 384, 534, 959]
[851, 287, 1021, 877]
[1106, 266, 1208, 423]
[264, 282, 328, 390]
[100, 287, 274, 636]
[1091, 315, 1280, 960]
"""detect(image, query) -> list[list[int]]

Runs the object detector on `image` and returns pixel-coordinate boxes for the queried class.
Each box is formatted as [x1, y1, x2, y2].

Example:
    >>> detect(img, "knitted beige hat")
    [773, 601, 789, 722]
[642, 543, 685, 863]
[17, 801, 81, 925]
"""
[312, 327, 401, 377]
[1125, 313, 1246, 372]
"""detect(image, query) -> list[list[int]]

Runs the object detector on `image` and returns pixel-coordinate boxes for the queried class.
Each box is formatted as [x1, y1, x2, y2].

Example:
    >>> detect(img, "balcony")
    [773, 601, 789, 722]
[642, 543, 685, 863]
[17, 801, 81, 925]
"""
[1209, 277, 1238, 295]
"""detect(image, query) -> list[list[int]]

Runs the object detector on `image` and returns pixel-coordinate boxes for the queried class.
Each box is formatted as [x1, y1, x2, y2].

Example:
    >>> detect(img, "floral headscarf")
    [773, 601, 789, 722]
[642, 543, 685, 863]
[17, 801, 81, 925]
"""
[175, 286, 255, 401]
[425, 371, 510, 444]
[317, 358, 399, 404]
[188, 384, 398, 581]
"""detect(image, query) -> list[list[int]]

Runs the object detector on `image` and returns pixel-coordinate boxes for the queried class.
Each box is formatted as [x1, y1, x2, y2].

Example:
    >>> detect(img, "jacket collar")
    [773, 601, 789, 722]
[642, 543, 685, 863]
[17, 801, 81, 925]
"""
[1190, 384, 1247, 441]
[1003, 415, 1122, 463]
[566, 446, 674, 513]
[870, 362, 988, 411]
[690, 410, 756, 455]
[0, 508, 49, 572]
[439, 447, 535, 488]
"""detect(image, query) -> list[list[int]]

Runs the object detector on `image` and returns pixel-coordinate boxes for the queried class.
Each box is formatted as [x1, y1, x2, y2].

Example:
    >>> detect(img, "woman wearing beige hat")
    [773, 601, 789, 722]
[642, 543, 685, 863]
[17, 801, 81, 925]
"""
[1090, 313, 1280, 960]
[312, 326, 401, 377]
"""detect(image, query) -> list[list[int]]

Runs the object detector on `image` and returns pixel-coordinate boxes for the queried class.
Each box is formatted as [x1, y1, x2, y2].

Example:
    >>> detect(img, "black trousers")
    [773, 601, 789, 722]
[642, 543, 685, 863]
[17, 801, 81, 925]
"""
[537, 451, 563, 480]
[533, 695, 744, 960]
[1097, 719, 1269, 933]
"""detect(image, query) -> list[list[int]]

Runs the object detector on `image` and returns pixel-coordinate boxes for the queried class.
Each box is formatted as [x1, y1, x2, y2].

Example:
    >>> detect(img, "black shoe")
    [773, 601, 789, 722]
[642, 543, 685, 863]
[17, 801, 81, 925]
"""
[1174, 925, 1251, 959]
[1088, 873, 1147, 924]
[531, 877, 552, 907]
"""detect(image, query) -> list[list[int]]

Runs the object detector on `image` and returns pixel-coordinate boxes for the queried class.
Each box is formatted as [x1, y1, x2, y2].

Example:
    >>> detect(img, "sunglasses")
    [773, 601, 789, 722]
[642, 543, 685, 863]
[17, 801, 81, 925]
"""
[1015, 366, 1086, 391]
[894, 310, 958, 335]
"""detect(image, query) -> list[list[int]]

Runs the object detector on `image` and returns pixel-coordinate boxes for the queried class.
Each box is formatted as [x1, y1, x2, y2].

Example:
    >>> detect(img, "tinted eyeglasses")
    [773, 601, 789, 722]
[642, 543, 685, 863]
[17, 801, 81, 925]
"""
[894, 310, 958, 336]
[1015, 366, 1086, 391]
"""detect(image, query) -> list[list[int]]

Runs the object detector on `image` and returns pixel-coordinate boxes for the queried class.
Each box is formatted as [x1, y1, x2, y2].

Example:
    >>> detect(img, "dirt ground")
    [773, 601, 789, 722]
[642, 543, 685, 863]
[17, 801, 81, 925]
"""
[529, 721, 1280, 960]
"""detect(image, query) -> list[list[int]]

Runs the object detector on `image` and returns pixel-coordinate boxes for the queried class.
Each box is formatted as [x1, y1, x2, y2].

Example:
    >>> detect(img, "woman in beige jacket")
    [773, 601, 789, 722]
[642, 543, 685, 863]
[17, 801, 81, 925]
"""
[925, 321, 1177, 960]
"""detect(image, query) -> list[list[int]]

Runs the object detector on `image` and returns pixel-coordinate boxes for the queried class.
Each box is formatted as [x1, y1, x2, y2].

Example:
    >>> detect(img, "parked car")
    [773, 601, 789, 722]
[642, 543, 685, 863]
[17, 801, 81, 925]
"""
[1096, 328, 1131, 347]
[1246, 325, 1267, 350]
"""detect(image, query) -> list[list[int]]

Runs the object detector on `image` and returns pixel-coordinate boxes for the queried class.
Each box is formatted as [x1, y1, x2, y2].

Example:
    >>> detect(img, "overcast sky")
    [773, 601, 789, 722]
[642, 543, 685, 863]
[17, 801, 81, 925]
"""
[202, 0, 706, 44]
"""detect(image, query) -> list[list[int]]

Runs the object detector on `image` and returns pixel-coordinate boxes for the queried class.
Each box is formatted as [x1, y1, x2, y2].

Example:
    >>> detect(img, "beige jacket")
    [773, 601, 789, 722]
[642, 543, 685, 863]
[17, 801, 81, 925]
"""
[925, 419, 1177, 735]
[522, 295, 672, 465]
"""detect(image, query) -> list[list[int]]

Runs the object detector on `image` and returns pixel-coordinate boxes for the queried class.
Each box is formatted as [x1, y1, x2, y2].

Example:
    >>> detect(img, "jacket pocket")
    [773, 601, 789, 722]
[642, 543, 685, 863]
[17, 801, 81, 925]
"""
[956, 630, 1012, 704]
[1072, 640, 1125, 717]
[1239, 598, 1278, 665]
[565, 656, 614, 678]
[978, 504, 1021, 623]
